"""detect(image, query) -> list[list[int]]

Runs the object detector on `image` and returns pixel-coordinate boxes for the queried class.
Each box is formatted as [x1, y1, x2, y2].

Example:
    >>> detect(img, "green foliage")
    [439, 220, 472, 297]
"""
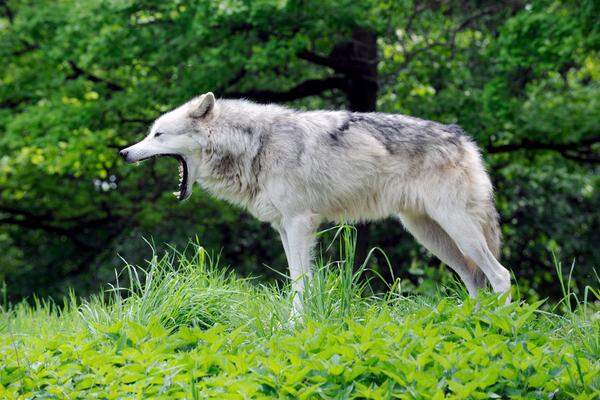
[0, 0, 598, 300]
[1, 235, 598, 398]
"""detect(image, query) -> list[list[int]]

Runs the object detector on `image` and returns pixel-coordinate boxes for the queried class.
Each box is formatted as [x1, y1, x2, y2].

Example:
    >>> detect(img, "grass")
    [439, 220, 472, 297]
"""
[1, 227, 598, 399]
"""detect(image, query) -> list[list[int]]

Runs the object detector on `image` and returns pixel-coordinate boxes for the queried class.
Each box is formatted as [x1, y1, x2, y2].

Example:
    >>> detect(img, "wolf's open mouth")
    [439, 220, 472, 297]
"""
[171, 154, 188, 201]
[136, 154, 188, 201]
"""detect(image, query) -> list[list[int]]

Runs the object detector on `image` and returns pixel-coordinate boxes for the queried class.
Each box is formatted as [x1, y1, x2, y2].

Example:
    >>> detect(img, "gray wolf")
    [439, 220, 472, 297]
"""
[120, 92, 511, 309]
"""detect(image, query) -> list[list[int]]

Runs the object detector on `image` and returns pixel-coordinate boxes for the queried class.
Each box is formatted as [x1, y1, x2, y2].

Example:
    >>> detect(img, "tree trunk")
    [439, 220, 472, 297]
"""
[342, 28, 378, 263]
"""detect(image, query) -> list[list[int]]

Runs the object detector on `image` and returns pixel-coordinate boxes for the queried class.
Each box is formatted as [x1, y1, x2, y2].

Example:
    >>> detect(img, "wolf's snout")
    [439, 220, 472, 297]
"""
[119, 149, 130, 162]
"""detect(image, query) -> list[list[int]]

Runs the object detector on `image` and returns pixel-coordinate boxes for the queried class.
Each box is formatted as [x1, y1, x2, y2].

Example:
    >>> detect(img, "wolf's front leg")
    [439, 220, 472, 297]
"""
[279, 214, 321, 315]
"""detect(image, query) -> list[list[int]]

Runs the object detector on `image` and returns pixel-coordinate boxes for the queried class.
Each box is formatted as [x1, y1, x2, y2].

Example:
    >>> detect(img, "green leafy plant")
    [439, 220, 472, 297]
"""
[1, 230, 598, 398]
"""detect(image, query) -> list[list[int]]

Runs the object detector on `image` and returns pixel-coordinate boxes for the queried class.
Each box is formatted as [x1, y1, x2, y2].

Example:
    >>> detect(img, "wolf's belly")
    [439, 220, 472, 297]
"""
[308, 179, 413, 223]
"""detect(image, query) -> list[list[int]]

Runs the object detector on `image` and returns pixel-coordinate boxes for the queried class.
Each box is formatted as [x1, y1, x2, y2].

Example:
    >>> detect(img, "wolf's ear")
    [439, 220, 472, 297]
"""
[188, 92, 215, 119]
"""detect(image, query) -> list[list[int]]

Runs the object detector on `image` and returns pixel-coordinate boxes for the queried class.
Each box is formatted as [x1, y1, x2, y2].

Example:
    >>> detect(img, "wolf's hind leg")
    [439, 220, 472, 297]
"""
[427, 208, 511, 297]
[398, 212, 487, 297]
[275, 225, 291, 267]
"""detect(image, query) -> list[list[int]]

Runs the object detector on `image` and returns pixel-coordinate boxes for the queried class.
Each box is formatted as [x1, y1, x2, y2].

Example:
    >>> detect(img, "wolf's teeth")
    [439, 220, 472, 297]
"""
[173, 191, 180, 197]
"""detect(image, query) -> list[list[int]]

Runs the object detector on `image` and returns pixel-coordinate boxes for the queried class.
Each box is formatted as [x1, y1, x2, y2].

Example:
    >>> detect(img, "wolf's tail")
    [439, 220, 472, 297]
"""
[482, 201, 502, 259]
[465, 139, 502, 260]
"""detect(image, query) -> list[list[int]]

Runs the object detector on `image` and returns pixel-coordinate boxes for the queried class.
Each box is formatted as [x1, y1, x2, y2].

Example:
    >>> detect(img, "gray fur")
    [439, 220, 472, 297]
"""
[120, 93, 511, 312]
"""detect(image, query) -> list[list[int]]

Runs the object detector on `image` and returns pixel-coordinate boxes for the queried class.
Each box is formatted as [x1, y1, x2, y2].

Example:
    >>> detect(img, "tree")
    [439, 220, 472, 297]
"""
[1, 0, 598, 300]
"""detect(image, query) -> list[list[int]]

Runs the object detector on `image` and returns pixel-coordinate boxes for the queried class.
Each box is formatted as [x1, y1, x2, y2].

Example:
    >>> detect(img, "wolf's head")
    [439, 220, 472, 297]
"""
[119, 92, 216, 201]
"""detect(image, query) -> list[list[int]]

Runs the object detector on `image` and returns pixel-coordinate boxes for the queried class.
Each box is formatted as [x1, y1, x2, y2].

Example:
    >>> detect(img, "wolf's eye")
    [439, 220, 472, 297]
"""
[155, 132, 165, 138]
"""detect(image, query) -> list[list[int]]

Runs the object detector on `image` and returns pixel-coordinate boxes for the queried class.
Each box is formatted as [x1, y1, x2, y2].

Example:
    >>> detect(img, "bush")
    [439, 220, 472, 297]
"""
[1, 232, 598, 398]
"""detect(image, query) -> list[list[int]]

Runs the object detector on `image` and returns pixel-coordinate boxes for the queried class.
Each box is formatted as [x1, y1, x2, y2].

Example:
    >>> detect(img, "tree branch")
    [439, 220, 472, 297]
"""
[0, 205, 124, 235]
[9, 41, 39, 57]
[224, 76, 347, 103]
[0, 0, 14, 23]
[298, 50, 377, 78]
[298, 50, 339, 70]
[0, 98, 24, 109]
[387, 1, 525, 75]
[115, 109, 152, 125]
[0, 216, 99, 250]
[0, 205, 52, 221]
[67, 60, 124, 92]
[486, 136, 600, 163]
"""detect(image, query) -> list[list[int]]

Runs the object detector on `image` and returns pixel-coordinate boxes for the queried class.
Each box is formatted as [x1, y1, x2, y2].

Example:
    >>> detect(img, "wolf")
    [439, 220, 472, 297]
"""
[120, 92, 511, 308]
